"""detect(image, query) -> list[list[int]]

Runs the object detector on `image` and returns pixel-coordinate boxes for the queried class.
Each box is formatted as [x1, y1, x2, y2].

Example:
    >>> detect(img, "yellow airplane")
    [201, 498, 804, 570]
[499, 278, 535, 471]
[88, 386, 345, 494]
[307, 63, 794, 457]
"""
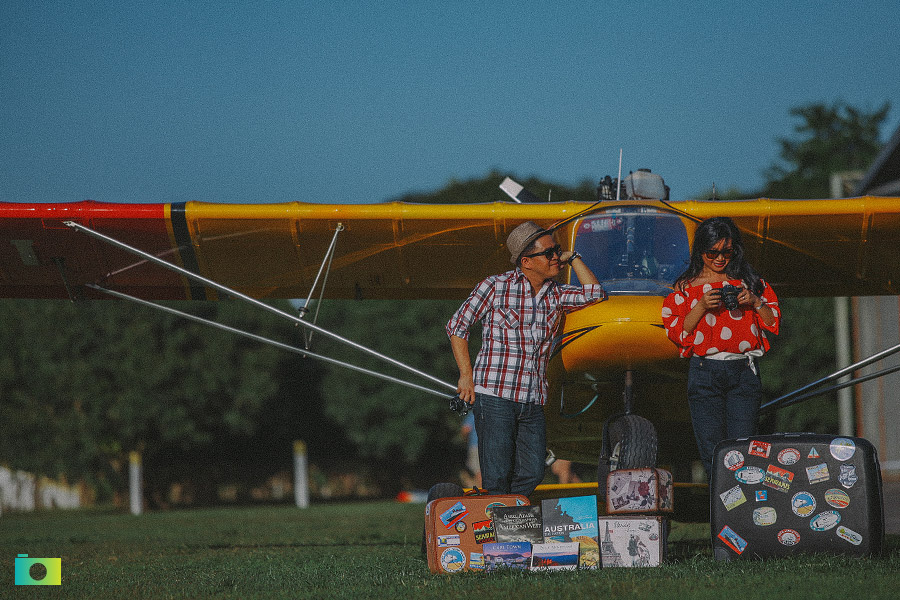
[2, 172, 899, 485]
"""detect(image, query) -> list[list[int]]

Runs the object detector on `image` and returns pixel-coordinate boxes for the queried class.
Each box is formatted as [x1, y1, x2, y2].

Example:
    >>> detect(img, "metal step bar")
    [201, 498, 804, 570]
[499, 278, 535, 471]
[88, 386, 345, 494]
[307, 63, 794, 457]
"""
[761, 340, 900, 412]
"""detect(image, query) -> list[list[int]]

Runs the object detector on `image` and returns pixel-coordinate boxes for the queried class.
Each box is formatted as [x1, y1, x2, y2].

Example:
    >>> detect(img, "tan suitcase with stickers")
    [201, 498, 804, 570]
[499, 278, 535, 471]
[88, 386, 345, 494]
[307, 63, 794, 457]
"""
[424, 490, 530, 574]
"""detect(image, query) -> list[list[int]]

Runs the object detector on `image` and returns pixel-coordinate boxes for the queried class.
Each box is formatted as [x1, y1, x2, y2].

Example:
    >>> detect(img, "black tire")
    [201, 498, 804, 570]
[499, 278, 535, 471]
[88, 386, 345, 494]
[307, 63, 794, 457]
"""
[426, 482, 464, 504]
[597, 414, 658, 493]
[421, 482, 464, 557]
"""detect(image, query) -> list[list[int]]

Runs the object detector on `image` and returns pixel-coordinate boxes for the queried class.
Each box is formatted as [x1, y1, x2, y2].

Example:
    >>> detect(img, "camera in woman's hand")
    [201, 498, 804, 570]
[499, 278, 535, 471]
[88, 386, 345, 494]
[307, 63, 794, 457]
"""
[720, 284, 741, 311]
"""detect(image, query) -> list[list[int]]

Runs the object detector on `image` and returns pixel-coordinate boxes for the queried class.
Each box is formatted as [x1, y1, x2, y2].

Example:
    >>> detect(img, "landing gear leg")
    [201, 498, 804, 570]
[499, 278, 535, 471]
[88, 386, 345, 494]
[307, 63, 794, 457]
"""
[597, 371, 659, 495]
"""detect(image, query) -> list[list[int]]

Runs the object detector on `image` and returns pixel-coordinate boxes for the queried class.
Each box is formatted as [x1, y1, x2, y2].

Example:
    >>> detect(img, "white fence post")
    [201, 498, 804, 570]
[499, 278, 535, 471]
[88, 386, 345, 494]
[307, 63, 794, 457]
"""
[129, 451, 143, 515]
[293, 440, 309, 509]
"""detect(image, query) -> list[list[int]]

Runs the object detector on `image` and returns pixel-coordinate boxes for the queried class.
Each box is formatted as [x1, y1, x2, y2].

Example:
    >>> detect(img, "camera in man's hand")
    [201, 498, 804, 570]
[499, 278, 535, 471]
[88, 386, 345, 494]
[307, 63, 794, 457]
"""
[449, 395, 469, 415]
[720, 284, 741, 311]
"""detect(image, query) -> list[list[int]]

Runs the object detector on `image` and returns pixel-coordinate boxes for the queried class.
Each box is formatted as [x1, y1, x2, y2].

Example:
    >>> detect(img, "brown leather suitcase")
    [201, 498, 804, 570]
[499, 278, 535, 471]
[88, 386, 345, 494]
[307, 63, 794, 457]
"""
[424, 492, 530, 574]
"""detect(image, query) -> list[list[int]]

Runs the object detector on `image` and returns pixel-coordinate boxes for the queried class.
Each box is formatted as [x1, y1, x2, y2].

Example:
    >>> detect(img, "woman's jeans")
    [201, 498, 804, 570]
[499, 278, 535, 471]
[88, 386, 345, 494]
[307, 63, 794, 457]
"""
[688, 356, 761, 479]
[473, 392, 546, 496]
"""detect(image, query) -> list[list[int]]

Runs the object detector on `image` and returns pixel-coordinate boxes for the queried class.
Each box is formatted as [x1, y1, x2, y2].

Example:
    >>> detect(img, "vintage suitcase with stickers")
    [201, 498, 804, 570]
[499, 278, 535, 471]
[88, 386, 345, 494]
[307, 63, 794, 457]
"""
[710, 433, 884, 560]
[424, 492, 531, 574]
[606, 467, 674, 514]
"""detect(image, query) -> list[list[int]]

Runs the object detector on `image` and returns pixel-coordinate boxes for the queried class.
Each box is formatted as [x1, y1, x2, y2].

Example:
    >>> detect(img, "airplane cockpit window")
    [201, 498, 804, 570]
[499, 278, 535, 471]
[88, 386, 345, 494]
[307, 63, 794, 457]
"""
[570, 208, 690, 296]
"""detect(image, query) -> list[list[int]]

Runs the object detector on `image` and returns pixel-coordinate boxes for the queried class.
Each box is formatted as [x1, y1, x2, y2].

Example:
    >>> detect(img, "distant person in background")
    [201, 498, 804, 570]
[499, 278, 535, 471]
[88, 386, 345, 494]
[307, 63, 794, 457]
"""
[661, 217, 780, 478]
[460, 411, 481, 489]
[447, 221, 605, 496]
[549, 459, 581, 485]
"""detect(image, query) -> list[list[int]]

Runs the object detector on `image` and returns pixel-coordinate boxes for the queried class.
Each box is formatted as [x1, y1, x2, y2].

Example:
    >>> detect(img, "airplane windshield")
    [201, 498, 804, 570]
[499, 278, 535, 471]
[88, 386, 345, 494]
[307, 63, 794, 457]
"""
[571, 208, 690, 296]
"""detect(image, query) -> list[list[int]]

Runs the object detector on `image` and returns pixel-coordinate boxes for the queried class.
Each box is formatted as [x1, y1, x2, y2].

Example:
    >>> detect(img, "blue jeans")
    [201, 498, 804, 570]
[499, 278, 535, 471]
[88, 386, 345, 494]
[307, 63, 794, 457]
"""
[473, 392, 546, 496]
[687, 356, 761, 479]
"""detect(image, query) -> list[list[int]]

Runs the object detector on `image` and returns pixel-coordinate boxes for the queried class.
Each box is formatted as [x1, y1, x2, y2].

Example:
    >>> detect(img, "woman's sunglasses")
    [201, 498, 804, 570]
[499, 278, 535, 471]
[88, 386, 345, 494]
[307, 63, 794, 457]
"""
[704, 248, 734, 260]
[524, 244, 562, 260]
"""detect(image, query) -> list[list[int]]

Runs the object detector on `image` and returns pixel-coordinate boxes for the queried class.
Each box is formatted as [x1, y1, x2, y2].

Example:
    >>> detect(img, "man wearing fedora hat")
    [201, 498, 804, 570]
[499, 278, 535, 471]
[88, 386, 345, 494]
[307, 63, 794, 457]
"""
[446, 221, 605, 496]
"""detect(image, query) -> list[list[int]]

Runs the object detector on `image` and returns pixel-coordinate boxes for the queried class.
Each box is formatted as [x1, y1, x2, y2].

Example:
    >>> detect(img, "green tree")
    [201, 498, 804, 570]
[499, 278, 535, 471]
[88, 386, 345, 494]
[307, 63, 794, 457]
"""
[0, 298, 305, 502]
[392, 169, 596, 204]
[759, 298, 841, 434]
[313, 299, 462, 490]
[763, 101, 890, 198]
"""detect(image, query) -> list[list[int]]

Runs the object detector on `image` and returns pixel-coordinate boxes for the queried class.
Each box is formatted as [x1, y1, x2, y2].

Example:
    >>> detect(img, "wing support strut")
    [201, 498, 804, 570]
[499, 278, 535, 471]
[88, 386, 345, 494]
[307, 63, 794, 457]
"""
[298, 223, 343, 349]
[88, 284, 454, 399]
[64, 220, 457, 395]
[52, 257, 81, 302]
[760, 340, 900, 413]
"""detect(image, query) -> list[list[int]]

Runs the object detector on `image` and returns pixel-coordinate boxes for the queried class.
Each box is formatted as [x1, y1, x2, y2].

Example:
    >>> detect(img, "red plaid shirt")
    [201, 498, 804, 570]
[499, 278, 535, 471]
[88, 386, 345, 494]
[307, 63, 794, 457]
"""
[447, 268, 605, 405]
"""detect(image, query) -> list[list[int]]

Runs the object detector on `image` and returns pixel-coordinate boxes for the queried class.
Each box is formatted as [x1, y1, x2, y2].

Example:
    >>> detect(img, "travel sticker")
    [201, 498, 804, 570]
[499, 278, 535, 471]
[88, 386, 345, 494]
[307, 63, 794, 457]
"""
[752, 506, 777, 526]
[440, 501, 469, 529]
[778, 528, 800, 546]
[485, 502, 505, 518]
[717, 525, 748, 554]
[735, 465, 765, 485]
[455, 521, 467, 533]
[829, 437, 856, 461]
[836, 526, 863, 546]
[791, 491, 816, 517]
[805, 462, 830, 485]
[724, 450, 745, 471]
[440, 547, 466, 573]
[808, 447, 820, 459]
[473, 519, 496, 544]
[748, 440, 772, 458]
[810, 510, 841, 532]
[720, 485, 748, 511]
[778, 448, 801, 466]
[839, 464, 858, 489]
[755, 490, 768, 502]
[468, 552, 485, 571]
[438, 534, 461, 547]
[824, 488, 850, 509]
[763, 464, 794, 493]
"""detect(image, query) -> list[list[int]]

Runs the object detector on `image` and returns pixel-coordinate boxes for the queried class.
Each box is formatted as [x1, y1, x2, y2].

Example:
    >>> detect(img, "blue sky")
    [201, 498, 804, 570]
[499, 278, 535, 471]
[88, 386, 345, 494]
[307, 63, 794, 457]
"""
[2, 1, 899, 204]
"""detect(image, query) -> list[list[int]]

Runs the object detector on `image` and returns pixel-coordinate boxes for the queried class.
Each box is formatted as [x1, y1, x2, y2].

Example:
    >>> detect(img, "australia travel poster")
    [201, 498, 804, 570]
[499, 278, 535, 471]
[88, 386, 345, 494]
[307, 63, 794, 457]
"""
[541, 495, 600, 569]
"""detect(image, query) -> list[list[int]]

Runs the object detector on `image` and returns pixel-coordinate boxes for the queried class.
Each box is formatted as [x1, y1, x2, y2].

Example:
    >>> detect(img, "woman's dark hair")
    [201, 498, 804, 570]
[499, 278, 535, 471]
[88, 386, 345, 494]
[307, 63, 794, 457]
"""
[674, 216, 763, 295]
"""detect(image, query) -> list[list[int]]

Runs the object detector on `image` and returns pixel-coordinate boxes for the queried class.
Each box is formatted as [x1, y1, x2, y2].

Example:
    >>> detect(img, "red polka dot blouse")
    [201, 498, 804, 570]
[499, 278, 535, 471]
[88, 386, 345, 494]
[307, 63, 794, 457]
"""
[662, 279, 780, 358]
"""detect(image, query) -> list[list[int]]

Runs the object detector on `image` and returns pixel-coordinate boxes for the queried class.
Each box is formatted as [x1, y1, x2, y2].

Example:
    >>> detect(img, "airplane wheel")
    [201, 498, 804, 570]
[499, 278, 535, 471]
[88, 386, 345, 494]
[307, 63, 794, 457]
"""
[597, 414, 658, 491]
[421, 482, 464, 557]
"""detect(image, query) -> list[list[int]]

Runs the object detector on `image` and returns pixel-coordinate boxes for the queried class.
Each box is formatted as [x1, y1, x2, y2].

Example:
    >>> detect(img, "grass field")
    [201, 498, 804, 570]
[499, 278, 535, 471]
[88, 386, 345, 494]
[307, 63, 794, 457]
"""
[2, 501, 898, 599]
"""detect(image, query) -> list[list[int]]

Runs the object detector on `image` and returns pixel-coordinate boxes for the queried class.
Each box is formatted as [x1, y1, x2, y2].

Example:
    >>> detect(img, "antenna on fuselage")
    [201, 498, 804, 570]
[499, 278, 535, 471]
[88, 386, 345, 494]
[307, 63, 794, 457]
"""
[616, 148, 623, 202]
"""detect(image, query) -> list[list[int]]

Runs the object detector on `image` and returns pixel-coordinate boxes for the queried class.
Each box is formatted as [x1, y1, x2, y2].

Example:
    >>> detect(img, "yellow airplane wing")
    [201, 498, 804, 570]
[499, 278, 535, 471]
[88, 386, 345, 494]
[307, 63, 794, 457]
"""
[676, 196, 900, 297]
[1, 197, 899, 301]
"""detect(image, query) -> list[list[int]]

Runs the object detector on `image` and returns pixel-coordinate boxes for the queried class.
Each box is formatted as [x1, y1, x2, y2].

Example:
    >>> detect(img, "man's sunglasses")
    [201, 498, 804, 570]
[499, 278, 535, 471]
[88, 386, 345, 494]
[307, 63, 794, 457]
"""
[524, 244, 562, 260]
[704, 248, 734, 260]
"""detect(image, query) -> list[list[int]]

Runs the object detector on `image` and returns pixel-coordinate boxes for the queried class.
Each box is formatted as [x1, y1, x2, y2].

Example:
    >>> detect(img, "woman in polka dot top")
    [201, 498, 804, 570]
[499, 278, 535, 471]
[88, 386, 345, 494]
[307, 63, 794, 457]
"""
[661, 216, 780, 478]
